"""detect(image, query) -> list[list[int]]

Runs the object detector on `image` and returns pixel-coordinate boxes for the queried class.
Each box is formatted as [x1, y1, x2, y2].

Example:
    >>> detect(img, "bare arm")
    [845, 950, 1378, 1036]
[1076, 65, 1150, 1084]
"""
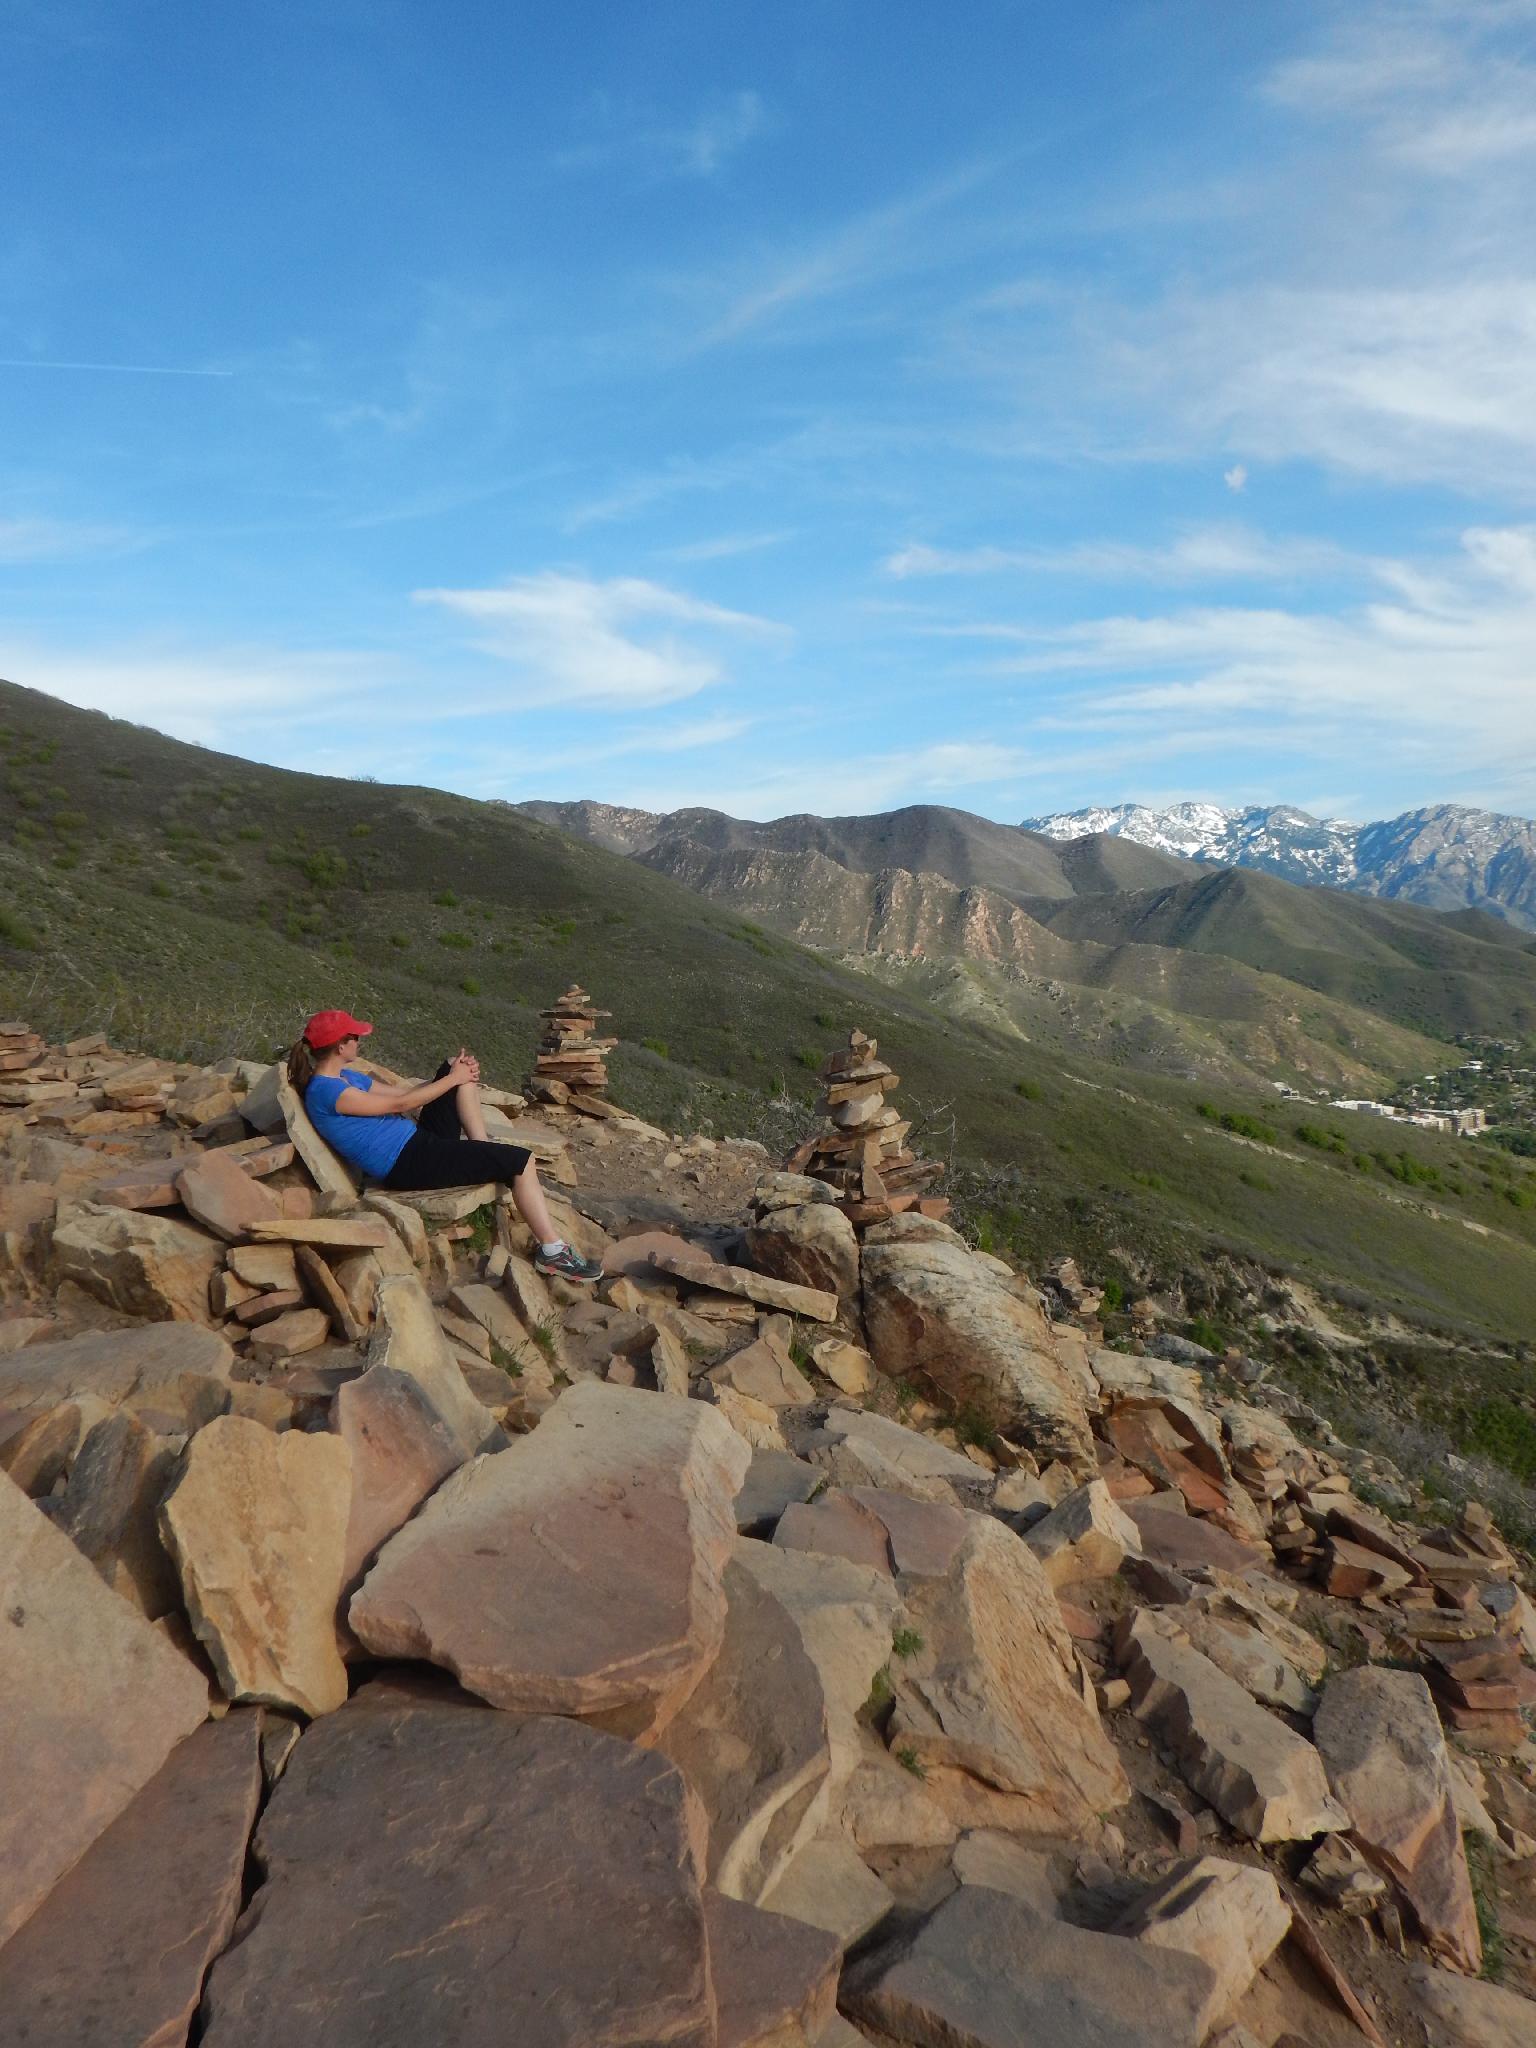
[334, 1055, 474, 1119]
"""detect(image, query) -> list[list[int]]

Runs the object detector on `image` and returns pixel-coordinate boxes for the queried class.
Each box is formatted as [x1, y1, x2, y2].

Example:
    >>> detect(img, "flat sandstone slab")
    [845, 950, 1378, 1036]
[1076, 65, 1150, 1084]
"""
[199, 1706, 716, 2048]
[161, 1415, 352, 1718]
[649, 1245, 838, 1323]
[0, 1714, 264, 2046]
[350, 1380, 750, 1736]
[0, 1470, 209, 1946]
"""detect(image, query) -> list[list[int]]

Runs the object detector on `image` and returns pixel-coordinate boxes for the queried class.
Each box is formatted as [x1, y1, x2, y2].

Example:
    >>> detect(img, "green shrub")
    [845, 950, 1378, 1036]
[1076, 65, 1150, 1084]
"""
[348, 822, 372, 838]
[300, 848, 348, 889]
[1014, 1078, 1042, 1100]
[389, 932, 411, 948]
[0, 906, 39, 949]
[433, 888, 458, 906]
[641, 1036, 669, 1059]
[437, 931, 472, 949]
[1296, 1123, 1349, 1155]
[1461, 1397, 1536, 1482]
[461, 976, 481, 996]
[796, 1047, 821, 1071]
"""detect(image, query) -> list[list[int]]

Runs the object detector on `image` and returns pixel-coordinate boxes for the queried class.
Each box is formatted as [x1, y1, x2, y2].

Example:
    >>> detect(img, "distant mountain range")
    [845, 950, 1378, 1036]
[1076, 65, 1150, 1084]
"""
[1020, 803, 1536, 931]
[519, 800, 1536, 1084]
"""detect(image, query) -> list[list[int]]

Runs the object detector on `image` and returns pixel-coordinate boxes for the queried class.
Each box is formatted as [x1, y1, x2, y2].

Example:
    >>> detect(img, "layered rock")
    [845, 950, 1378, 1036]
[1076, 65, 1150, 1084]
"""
[0, 1470, 208, 1945]
[741, 1197, 859, 1303]
[350, 1382, 750, 1737]
[0, 1714, 263, 2046]
[888, 1514, 1129, 1834]
[160, 1416, 352, 1718]
[51, 1201, 223, 1322]
[1313, 1666, 1482, 1974]
[526, 984, 616, 1112]
[861, 1216, 1094, 1469]
[843, 1884, 1216, 2048]
[786, 1029, 949, 1229]
[1117, 1609, 1346, 1844]
[200, 1706, 717, 2047]
[1117, 1856, 1291, 2037]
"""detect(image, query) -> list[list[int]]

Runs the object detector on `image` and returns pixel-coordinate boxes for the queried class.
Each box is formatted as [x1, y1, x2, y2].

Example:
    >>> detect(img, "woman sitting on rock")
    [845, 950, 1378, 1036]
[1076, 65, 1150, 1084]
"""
[286, 1008, 601, 1283]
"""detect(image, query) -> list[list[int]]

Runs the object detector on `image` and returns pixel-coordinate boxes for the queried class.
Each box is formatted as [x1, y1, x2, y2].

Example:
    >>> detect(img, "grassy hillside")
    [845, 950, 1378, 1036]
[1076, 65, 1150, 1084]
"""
[4, 678, 1536, 1352]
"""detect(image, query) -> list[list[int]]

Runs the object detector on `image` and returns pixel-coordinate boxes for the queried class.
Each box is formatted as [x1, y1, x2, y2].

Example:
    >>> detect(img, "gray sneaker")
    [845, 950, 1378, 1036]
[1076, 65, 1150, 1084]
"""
[534, 1241, 603, 1284]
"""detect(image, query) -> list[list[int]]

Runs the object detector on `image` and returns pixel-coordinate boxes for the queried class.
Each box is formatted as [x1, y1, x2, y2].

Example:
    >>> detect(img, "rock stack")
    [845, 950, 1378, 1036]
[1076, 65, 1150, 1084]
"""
[525, 986, 616, 1117]
[786, 1028, 949, 1228]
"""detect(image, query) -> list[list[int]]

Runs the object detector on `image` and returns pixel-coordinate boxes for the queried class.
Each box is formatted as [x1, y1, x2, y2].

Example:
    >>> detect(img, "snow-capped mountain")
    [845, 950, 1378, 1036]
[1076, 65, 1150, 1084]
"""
[1020, 802, 1536, 930]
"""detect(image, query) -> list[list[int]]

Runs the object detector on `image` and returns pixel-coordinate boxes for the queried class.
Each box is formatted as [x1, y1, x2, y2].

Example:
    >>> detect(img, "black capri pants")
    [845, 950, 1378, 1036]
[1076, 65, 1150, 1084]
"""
[381, 1061, 532, 1192]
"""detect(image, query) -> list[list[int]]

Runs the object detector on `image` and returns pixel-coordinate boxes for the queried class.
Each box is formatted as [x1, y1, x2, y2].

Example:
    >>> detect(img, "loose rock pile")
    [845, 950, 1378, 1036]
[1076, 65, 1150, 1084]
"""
[788, 1029, 949, 1228]
[1, 1015, 1534, 2046]
[525, 983, 618, 1117]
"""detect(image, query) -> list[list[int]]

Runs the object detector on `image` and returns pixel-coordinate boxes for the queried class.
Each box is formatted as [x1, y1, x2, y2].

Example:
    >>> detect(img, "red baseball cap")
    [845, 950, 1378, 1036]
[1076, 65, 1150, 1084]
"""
[303, 1009, 373, 1049]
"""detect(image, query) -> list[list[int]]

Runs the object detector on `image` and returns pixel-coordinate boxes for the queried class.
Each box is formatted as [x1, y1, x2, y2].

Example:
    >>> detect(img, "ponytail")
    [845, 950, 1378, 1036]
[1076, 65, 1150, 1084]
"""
[286, 1036, 320, 1094]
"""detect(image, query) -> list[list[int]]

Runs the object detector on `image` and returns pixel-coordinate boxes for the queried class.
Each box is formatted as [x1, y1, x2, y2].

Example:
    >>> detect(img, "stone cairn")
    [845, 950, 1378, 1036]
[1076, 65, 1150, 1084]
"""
[525, 985, 617, 1118]
[786, 1028, 949, 1229]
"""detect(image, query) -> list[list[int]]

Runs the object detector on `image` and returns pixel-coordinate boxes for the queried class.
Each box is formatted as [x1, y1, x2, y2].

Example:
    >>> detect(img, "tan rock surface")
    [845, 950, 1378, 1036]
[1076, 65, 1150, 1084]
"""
[242, 1215, 390, 1248]
[161, 1415, 352, 1717]
[51, 1201, 224, 1322]
[1119, 1855, 1291, 2036]
[365, 1271, 502, 1454]
[43, 1407, 181, 1618]
[660, 1558, 832, 1902]
[0, 1322, 233, 1441]
[335, 1366, 473, 1592]
[1409, 1963, 1536, 2047]
[861, 1219, 1094, 1469]
[742, 1203, 859, 1302]
[1313, 1666, 1482, 1975]
[1023, 1477, 1143, 1587]
[175, 1148, 282, 1242]
[0, 1470, 208, 1946]
[705, 1890, 841, 2048]
[844, 1884, 1216, 2048]
[889, 1514, 1129, 1834]
[0, 1713, 264, 2046]
[758, 1832, 896, 1948]
[200, 1706, 716, 2048]
[1118, 1609, 1347, 1845]
[711, 1332, 816, 1408]
[350, 1381, 750, 1737]
[811, 1336, 876, 1395]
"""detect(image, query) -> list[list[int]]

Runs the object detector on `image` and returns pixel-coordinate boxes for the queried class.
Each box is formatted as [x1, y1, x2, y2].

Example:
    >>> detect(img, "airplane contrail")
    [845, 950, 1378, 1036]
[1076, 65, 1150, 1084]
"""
[0, 358, 234, 377]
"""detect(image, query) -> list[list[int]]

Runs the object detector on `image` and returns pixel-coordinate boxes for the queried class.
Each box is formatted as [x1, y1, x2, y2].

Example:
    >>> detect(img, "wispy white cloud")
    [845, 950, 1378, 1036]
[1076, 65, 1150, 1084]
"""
[700, 154, 1003, 347]
[658, 531, 790, 564]
[601, 738, 1036, 822]
[413, 569, 787, 709]
[5, 644, 390, 748]
[949, 524, 1536, 800]
[0, 515, 148, 563]
[555, 89, 771, 180]
[1265, 6, 1536, 172]
[884, 526, 1350, 585]
[0, 357, 232, 377]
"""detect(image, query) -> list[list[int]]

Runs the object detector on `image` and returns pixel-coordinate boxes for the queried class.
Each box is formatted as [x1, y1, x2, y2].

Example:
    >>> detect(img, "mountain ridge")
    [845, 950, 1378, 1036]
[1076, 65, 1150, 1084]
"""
[519, 796, 1536, 1060]
[1022, 799, 1536, 929]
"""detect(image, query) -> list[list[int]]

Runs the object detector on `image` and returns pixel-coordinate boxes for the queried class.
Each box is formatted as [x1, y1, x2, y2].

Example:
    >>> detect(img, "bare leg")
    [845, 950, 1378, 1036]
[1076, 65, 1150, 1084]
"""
[510, 1159, 558, 1245]
[454, 1081, 491, 1143]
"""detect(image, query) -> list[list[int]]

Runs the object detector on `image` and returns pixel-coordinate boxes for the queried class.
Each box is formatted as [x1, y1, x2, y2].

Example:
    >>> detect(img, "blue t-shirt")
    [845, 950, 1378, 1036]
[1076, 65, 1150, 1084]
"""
[305, 1068, 417, 1180]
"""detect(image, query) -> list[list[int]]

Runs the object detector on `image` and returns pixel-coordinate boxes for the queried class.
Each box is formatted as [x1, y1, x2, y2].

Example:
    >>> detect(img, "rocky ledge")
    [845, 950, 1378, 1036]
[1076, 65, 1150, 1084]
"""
[1, 1015, 1533, 2046]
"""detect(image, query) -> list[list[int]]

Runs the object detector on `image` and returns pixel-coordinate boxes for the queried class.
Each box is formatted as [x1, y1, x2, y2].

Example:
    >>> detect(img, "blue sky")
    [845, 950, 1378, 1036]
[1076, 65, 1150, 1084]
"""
[3, 0, 1535, 825]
